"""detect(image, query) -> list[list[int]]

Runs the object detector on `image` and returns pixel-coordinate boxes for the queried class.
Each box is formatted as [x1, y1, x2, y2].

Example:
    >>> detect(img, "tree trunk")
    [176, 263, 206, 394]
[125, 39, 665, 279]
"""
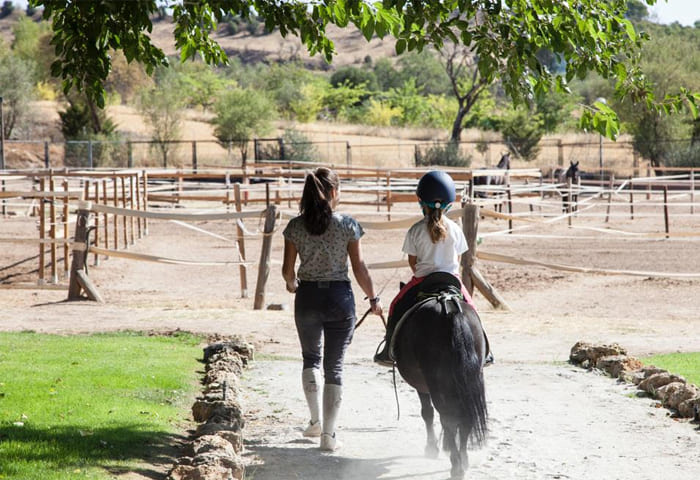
[450, 107, 467, 143]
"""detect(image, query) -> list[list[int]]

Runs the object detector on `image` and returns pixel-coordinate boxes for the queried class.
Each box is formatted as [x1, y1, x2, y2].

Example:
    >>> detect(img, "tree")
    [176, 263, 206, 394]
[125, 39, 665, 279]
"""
[212, 88, 276, 167]
[0, 54, 35, 138]
[138, 68, 185, 168]
[439, 43, 490, 142]
[34, 0, 699, 136]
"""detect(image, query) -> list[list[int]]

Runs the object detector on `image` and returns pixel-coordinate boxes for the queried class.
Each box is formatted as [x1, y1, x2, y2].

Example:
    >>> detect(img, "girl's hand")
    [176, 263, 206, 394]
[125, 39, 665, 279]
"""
[286, 279, 298, 293]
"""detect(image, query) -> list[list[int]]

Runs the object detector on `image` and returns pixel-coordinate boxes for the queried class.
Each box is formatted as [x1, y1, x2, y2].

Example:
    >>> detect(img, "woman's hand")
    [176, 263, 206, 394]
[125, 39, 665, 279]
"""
[369, 297, 383, 316]
[286, 278, 298, 293]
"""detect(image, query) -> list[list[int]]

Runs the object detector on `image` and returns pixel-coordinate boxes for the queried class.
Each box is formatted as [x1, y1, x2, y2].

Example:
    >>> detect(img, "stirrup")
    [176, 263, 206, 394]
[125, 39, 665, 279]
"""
[373, 340, 394, 367]
[484, 351, 495, 367]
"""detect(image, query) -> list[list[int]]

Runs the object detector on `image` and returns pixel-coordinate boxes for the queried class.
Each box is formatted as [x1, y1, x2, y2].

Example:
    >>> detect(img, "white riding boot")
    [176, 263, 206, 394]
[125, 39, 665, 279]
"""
[320, 383, 343, 451]
[301, 368, 322, 437]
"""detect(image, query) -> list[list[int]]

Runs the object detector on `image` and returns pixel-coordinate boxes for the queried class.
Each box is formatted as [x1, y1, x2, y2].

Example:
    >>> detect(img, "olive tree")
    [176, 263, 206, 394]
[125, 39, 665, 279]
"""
[212, 88, 276, 167]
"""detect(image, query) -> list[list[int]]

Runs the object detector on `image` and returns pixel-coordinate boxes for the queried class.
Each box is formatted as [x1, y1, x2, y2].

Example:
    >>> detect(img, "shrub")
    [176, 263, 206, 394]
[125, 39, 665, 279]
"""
[415, 142, 472, 167]
[365, 98, 402, 126]
[663, 143, 700, 168]
[0, 1, 14, 19]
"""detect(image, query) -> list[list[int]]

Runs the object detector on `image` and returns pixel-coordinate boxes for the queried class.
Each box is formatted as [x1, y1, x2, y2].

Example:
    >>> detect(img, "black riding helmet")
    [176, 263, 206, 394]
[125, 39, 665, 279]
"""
[416, 170, 456, 210]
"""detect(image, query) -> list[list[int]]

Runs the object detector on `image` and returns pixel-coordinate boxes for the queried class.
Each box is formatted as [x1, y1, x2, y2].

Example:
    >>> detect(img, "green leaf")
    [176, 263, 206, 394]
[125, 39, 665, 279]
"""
[395, 38, 407, 54]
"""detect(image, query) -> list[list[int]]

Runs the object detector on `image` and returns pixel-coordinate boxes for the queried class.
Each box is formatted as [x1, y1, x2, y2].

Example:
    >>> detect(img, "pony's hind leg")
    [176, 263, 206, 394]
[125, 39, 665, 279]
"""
[417, 391, 439, 458]
[442, 419, 465, 479]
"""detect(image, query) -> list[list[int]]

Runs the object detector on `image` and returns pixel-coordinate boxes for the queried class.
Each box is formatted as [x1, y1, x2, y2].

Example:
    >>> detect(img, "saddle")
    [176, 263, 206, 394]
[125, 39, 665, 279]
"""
[388, 272, 466, 359]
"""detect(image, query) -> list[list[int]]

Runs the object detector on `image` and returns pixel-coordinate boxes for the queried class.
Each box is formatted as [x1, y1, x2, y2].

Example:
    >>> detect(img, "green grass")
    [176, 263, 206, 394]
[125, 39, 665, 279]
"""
[643, 352, 700, 386]
[0, 331, 205, 480]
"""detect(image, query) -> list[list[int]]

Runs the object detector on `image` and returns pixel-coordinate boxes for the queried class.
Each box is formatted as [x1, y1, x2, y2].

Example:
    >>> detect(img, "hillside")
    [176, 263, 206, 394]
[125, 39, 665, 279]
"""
[0, 10, 398, 70]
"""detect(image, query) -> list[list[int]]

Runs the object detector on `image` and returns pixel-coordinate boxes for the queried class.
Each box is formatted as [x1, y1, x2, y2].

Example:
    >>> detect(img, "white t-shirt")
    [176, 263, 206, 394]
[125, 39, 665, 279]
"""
[402, 216, 468, 278]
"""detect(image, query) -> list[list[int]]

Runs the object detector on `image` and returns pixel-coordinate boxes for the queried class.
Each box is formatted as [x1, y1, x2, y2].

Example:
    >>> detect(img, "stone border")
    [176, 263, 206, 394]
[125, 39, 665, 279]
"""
[167, 337, 254, 480]
[569, 341, 700, 420]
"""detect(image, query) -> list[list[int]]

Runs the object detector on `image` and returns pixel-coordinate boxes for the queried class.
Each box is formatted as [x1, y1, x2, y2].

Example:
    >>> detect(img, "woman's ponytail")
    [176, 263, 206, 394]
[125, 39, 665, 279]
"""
[426, 206, 447, 243]
[300, 167, 339, 235]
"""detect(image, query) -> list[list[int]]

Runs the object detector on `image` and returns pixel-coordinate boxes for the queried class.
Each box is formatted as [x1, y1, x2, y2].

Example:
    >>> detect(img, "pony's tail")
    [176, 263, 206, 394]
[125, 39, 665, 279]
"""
[449, 309, 488, 447]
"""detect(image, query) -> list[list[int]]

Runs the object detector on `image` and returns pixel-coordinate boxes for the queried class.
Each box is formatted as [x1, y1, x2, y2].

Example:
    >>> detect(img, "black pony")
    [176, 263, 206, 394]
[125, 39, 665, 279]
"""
[553, 161, 580, 212]
[473, 152, 510, 199]
[391, 273, 488, 479]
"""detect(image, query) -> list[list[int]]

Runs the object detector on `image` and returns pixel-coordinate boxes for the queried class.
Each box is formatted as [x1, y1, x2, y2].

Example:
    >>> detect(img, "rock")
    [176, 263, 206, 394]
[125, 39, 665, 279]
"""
[662, 384, 700, 411]
[192, 452, 245, 478]
[192, 399, 243, 426]
[570, 342, 627, 365]
[266, 303, 288, 311]
[595, 355, 643, 378]
[191, 435, 236, 457]
[194, 425, 243, 452]
[167, 464, 235, 480]
[204, 340, 254, 364]
[638, 372, 686, 395]
[619, 369, 646, 385]
[655, 382, 686, 406]
[678, 396, 700, 418]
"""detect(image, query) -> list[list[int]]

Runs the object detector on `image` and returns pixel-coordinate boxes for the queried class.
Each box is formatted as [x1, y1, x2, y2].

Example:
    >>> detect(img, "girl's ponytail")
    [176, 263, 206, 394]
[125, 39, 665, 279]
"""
[426, 206, 447, 243]
[300, 167, 338, 235]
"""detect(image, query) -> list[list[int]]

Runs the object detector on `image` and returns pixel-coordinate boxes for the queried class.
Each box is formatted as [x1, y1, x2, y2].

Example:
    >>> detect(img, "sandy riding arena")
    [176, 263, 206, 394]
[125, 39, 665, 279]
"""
[1, 179, 699, 479]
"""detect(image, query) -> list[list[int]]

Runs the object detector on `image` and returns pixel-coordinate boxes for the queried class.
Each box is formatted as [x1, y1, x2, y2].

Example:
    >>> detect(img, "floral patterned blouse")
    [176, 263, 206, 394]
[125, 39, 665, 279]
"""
[283, 213, 364, 282]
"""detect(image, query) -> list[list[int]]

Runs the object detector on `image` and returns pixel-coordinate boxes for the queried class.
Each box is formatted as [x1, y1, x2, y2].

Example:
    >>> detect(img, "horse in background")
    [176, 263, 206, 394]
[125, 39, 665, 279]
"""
[392, 273, 488, 479]
[553, 161, 580, 213]
[472, 153, 510, 212]
[473, 152, 510, 197]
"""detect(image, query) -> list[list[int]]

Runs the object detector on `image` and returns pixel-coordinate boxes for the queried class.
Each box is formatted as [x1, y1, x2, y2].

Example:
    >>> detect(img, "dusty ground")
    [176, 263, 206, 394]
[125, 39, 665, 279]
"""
[1, 192, 700, 479]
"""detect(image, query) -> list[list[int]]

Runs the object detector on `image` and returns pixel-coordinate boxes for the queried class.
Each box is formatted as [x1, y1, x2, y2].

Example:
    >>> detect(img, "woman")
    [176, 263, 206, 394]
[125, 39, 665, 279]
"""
[373, 170, 491, 365]
[282, 167, 382, 452]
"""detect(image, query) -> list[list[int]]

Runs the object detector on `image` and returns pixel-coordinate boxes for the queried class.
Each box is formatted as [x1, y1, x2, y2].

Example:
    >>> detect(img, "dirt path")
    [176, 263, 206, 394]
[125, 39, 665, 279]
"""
[2, 199, 699, 479]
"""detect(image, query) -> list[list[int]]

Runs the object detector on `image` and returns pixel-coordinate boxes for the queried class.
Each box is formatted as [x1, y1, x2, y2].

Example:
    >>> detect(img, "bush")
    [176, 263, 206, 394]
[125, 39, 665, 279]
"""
[257, 129, 320, 162]
[365, 98, 402, 126]
[497, 108, 544, 162]
[415, 142, 471, 167]
[664, 143, 700, 168]
[0, 1, 14, 19]
[330, 66, 377, 91]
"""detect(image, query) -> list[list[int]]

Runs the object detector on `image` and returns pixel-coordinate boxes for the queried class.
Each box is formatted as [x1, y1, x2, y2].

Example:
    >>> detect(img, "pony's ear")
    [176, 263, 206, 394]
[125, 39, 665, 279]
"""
[574, 161, 579, 167]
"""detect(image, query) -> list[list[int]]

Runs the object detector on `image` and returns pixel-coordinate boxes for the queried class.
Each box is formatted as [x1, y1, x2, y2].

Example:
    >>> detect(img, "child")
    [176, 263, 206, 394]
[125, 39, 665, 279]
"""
[373, 170, 491, 366]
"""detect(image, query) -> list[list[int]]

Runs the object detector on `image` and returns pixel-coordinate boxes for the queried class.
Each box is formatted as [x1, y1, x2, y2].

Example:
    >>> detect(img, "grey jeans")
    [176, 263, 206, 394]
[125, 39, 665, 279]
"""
[295, 280, 356, 385]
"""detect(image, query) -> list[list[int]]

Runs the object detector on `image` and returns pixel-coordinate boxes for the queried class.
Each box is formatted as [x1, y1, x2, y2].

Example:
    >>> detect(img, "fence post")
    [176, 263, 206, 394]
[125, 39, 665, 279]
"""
[44, 141, 50, 168]
[279, 137, 286, 161]
[663, 186, 669, 239]
[346, 141, 352, 167]
[49, 172, 58, 283]
[690, 169, 695, 215]
[67, 202, 103, 302]
[88, 140, 93, 169]
[605, 173, 615, 223]
[254, 205, 277, 310]
[63, 179, 70, 277]
[128, 141, 133, 168]
[1, 179, 5, 217]
[460, 203, 478, 296]
[38, 177, 46, 285]
[234, 182, 248, 298]
[192, 141, 198, 173]
[557, 139, 563, 167]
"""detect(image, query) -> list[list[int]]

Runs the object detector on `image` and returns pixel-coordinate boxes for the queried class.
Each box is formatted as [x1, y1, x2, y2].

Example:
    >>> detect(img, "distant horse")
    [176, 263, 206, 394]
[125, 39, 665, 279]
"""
[553, 161, 580, 212]
[391, 273, 488, 479]
[473, 153, 510, 211]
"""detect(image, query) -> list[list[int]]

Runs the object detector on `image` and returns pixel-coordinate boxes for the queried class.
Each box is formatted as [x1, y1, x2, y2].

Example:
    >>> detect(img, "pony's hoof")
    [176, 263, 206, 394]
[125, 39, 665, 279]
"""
[424, 443, 439, 459]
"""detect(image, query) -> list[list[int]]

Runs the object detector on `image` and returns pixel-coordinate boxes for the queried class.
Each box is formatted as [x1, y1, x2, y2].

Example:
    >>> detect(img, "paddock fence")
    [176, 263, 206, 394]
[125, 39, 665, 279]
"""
[2, 164, 700, 306]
